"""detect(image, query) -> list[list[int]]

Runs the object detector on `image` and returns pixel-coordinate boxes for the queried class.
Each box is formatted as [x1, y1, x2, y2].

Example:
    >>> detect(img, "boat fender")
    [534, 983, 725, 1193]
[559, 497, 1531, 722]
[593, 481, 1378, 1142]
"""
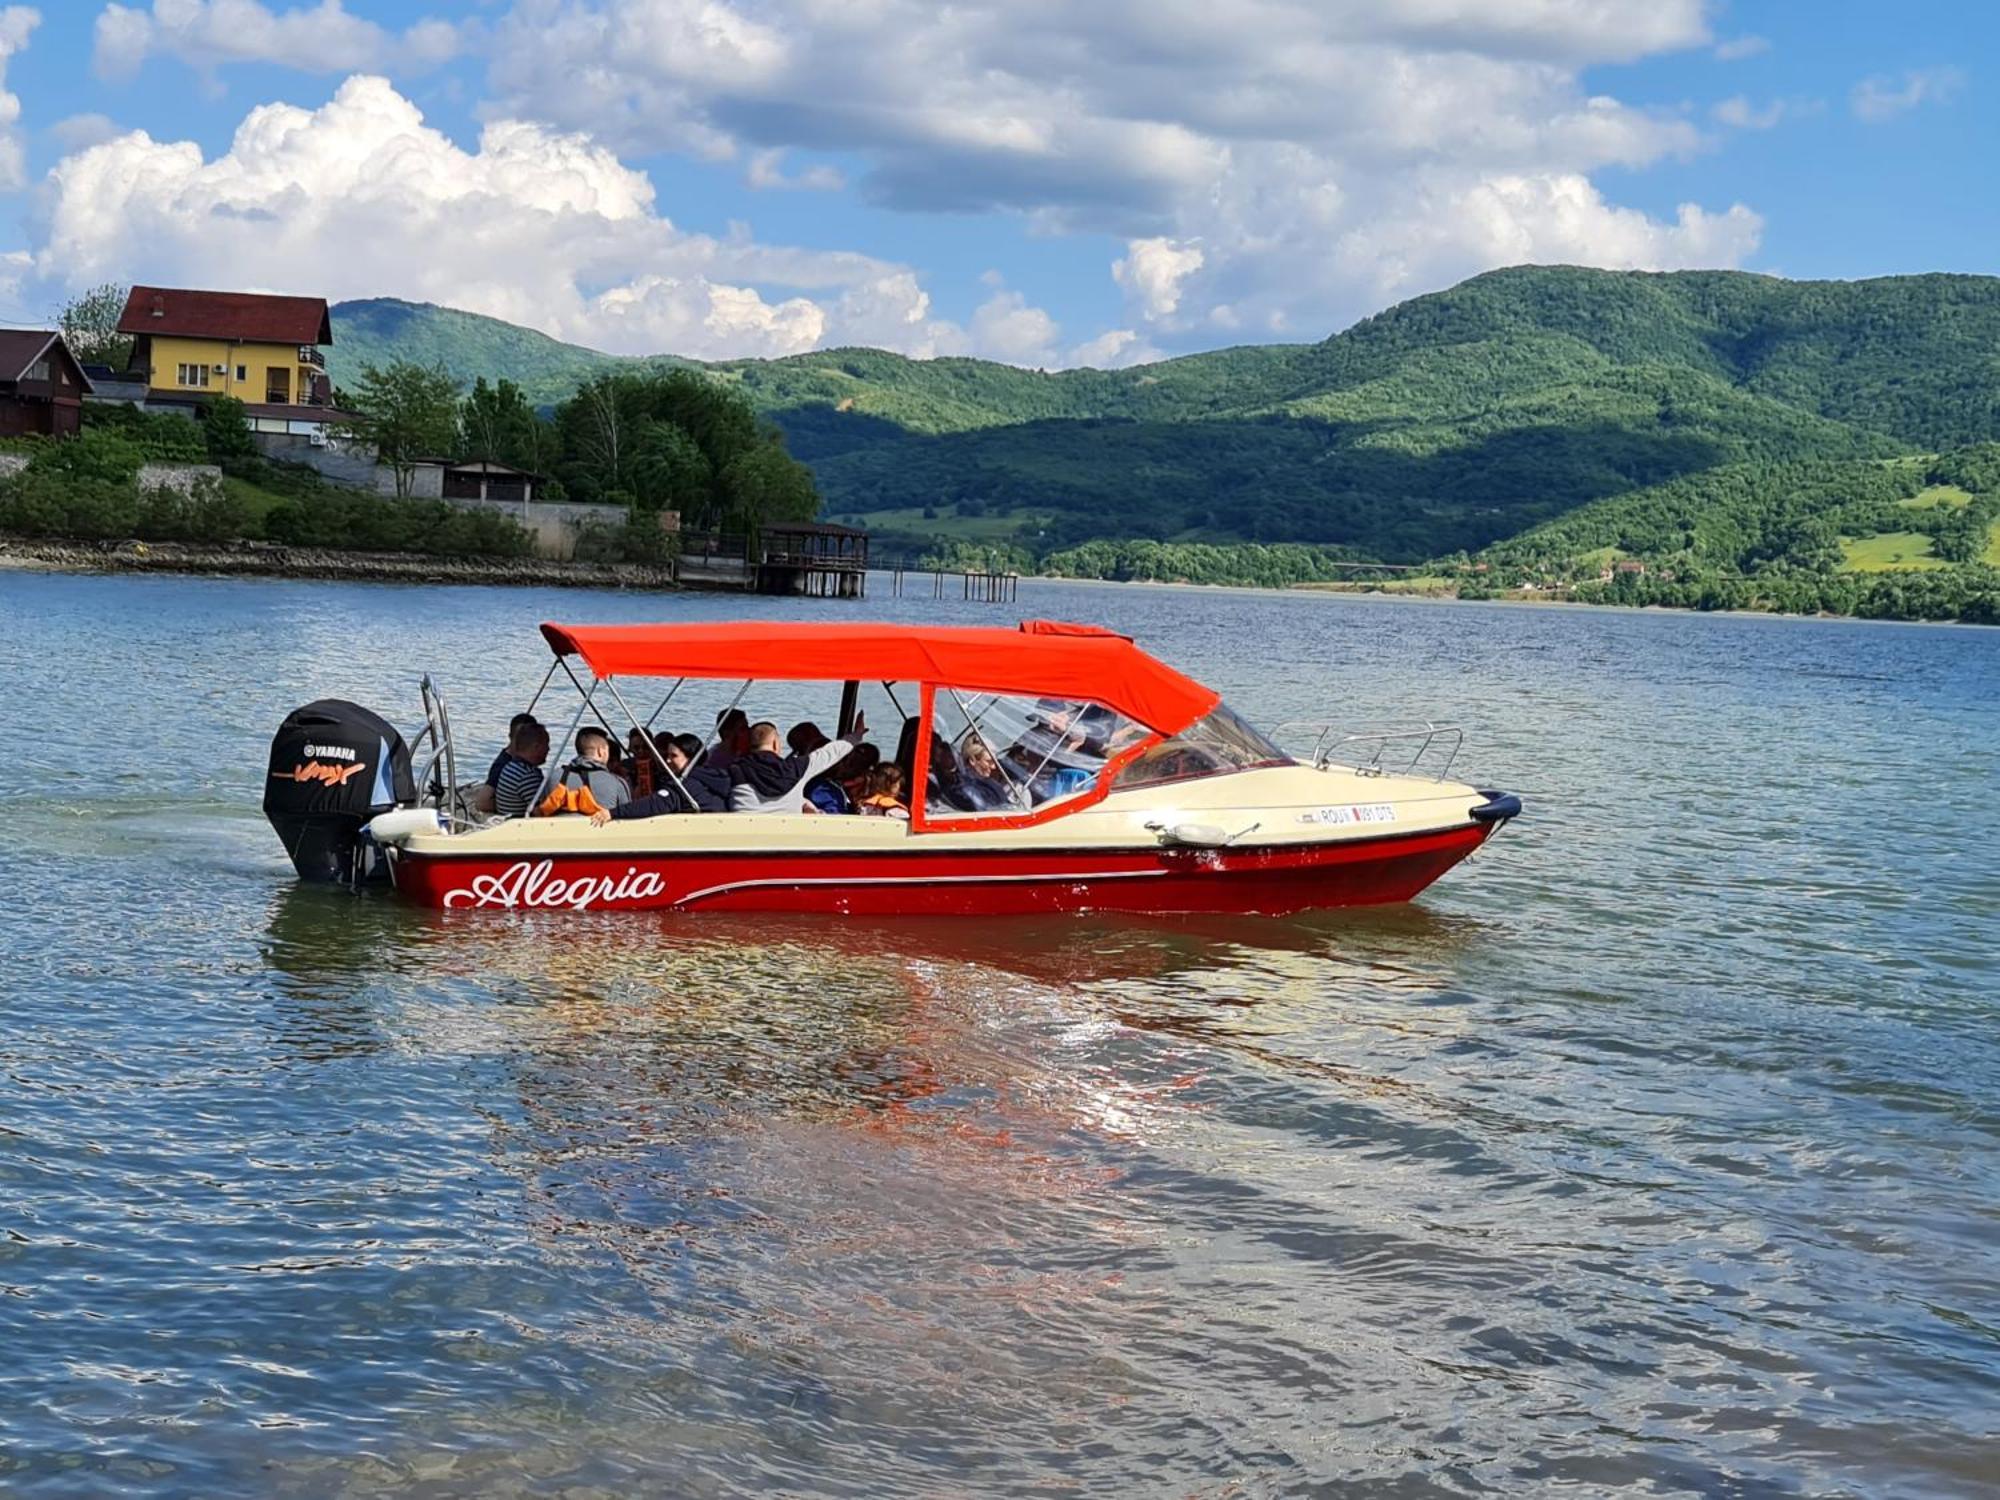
[1469, 791, 1522, 824]
[363, 807, 444, 844]
[1147, 820, 1260, 848]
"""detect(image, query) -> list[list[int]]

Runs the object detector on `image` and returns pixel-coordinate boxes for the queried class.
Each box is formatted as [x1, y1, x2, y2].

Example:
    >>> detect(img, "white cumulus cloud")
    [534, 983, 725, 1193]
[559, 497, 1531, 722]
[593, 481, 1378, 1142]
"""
[1850, 67, 1965, 123]
[482, 0, 1753, 340]
[24, 74, 1073, 364]
[93, 0, 462, 81]
[1711, 95, 1786, 130]
[0, 6, 38, 193]
[1114, 239, 1205, 322]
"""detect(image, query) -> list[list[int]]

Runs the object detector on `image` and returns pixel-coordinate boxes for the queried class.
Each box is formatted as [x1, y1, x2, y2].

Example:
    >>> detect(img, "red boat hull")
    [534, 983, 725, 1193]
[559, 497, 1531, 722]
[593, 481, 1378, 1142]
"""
[388, 821, 1496, 916]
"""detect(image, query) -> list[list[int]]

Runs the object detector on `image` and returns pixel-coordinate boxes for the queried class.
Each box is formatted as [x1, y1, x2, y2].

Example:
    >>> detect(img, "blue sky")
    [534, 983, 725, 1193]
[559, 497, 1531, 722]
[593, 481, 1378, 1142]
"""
[0, 1, 1986, 365]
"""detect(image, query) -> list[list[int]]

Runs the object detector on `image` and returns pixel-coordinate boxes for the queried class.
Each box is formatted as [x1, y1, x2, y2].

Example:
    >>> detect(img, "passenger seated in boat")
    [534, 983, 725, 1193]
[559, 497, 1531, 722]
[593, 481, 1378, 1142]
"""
[705, 708, 753, 771]
[951, 732, 1014, 811]
[728, 715, 867, 814]
[856, 764, 910, 819]
[595, 728, 630, 784]
[669, 733, 733, 810]
[493, 721, 551, 819]
[591, 732, 730, 821]
[827, 743, 880, 812]
[786, 723, 855, 814]
[1003, 718, 1100, 805]
[626, 727, 663, 798]
[536, 727, 631, 816]
[487, 712, 541, 789]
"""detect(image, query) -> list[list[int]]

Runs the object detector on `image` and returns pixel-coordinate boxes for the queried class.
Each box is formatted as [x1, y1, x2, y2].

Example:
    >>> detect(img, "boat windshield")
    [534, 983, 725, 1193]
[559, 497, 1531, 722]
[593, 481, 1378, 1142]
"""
[923, 690, 1148, 819]
[1115, 704, 1291, 789]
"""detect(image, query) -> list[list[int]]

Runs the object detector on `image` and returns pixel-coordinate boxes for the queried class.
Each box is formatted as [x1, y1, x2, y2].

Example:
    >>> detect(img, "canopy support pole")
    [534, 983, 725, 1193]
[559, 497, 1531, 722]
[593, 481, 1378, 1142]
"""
[536, 679, 598, 810]
[643, 678, 686, 732]
[521, 658, 561, 718]
[836, 679, 860, 739]
[602, 675, 696, 809]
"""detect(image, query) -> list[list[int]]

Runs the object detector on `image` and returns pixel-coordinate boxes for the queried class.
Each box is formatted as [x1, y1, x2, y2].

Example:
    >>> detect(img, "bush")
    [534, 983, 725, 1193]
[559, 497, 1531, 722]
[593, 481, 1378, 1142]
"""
[262, 492, 534, 557]
[28, 428, 146, 486]
[134, 477, 253, 543]
[0, 469, 139, 539]
[572, 514, 678, 565]
[78, 404, 207, 463]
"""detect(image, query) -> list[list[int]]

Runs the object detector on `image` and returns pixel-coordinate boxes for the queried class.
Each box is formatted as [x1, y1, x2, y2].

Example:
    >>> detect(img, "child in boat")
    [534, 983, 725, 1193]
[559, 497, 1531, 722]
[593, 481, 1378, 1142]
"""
[856, 764, 909, 819]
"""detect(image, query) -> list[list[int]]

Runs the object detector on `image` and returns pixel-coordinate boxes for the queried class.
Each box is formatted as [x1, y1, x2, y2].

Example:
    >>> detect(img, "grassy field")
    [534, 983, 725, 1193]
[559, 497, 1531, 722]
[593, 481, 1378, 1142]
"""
[222, 476, 292, 526]
[1897, 483, 1975, 510]
[1838, 531, 1947, 572]
[1295, 575, 1456, 596]
[841, 506, 1043, 544]
[1986, 517, 2000, 566]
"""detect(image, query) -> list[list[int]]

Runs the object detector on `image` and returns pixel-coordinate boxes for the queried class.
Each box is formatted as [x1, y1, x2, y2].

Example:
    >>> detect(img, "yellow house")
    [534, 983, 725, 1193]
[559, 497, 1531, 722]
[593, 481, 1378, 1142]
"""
[118, 285, 335, 411]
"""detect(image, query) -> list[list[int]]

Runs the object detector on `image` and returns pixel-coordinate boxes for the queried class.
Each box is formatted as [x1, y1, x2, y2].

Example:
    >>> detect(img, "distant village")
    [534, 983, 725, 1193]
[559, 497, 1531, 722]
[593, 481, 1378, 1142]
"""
[1, 284, 544, 507]
[0, 282, 869, 589]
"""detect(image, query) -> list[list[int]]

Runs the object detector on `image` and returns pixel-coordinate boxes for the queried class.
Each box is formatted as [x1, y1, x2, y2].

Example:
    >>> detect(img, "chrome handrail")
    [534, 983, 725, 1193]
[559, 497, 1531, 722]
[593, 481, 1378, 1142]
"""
[1272, 719, 1464, 781]
[414, 675, 469, 828]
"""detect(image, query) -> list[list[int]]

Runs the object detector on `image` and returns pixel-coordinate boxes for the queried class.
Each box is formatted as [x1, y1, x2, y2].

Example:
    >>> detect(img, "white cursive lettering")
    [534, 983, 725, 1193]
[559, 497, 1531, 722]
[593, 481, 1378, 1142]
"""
[441, 859, 667, 911]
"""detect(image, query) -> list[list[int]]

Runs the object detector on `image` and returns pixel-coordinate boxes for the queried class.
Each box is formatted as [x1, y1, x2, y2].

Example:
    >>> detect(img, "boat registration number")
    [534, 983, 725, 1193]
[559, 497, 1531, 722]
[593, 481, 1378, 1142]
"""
[1297, 803, 1397, 827]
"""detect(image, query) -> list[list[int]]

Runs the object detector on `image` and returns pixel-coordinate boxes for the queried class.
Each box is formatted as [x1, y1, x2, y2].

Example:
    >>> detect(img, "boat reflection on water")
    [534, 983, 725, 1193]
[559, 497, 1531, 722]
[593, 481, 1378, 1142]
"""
[251, 848, 1496, 1487]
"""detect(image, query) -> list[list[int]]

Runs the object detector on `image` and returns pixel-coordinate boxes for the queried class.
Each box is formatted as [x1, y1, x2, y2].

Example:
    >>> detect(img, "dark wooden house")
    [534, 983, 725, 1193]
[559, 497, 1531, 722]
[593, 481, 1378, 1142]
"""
[0, 332, 91, 438]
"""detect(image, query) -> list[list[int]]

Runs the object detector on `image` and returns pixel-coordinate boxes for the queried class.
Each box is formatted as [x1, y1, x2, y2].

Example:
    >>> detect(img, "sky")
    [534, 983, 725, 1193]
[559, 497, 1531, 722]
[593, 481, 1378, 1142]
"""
[0, 1, 1988, 367]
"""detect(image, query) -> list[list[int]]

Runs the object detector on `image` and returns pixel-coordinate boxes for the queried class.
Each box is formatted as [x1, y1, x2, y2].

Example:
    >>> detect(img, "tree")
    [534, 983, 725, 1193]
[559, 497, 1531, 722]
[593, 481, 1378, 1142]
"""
[340, 360, 461, 498]
[721, 437, 819, 533]
[630, 421, 710, 514]
[201, 395, 256, 464]
[459, 376, 557, 475]
[56, 283, 133, 370]
[554, 369, 820, 528]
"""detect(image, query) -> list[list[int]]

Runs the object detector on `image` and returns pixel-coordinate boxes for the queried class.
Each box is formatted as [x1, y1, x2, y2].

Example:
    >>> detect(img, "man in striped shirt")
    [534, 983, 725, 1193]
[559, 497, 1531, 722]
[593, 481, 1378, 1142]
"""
[494, 722, 551, 818]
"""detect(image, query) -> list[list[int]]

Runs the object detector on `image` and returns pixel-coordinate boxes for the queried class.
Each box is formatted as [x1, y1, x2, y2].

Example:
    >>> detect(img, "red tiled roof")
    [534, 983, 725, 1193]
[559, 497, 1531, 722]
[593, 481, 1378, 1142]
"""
[118, 286, 333, 345]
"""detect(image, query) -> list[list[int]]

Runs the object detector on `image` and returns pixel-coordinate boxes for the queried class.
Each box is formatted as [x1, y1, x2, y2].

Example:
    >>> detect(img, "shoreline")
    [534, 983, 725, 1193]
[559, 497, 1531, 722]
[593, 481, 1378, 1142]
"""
[6, 537, 1987, 628]
[0, 536, 681, 591]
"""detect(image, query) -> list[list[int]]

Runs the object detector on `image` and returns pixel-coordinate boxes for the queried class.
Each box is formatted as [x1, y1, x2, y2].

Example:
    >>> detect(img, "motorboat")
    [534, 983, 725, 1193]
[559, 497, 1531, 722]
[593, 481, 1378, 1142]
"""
[262, 618, 1520, 915]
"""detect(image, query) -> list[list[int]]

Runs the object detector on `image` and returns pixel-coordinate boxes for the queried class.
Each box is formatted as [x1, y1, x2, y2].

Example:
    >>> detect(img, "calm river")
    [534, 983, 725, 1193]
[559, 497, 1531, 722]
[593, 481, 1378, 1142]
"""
[1, 569, 1996, 1497]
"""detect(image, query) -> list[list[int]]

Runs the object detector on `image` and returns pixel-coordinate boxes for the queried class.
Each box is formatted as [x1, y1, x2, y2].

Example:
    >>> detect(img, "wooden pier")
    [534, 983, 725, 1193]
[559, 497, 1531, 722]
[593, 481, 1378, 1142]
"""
[888, 559, 1019, 603]
[672, 524, 1018, 604]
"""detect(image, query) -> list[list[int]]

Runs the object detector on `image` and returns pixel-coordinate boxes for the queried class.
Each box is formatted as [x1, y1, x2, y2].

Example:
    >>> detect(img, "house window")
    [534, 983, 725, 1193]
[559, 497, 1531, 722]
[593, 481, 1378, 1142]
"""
[236, 365, 247, 382]
[176, 363, 211, 388]
[25, 358, 48, 382]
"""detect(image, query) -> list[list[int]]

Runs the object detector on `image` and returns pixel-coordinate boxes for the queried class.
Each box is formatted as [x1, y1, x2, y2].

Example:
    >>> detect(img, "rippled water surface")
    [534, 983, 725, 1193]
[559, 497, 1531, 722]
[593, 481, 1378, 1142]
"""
[2, 569, 1997, 1497]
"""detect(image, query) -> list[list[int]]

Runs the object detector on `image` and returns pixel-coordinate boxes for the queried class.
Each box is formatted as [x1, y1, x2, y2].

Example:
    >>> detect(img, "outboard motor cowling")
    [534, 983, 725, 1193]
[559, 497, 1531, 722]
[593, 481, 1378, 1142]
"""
[264, 699, 417, 883]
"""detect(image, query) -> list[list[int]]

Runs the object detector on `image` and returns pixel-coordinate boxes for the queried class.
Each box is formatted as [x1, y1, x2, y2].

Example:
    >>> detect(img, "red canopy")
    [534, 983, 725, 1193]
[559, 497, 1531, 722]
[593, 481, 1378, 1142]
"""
[540, 618, 1220, 736]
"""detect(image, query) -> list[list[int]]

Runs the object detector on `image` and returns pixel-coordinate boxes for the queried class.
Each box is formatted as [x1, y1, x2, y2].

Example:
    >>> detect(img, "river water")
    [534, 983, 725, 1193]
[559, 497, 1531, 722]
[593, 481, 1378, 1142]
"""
[1, 569, 1996, 1497]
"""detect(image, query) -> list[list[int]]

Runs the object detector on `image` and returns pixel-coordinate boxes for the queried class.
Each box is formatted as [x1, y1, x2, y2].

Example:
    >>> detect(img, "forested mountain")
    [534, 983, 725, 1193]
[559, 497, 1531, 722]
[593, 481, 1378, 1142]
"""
[328, 267, 2000, 590]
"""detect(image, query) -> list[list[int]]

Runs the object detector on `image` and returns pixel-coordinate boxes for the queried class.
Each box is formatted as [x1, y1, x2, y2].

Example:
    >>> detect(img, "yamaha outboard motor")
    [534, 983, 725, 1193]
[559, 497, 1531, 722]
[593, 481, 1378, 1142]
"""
[264, 699, 417, 883]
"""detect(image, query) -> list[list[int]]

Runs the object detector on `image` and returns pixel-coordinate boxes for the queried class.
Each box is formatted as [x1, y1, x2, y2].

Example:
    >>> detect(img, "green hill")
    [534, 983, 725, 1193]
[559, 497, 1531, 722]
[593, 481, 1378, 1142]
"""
[328, 298, 682, 407]
[328, 268, 2000, 600]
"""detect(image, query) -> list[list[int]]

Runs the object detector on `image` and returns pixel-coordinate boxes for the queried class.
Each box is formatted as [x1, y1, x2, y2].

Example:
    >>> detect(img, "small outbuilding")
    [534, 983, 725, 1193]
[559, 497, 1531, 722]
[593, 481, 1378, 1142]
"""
[0, 332, 92, 437]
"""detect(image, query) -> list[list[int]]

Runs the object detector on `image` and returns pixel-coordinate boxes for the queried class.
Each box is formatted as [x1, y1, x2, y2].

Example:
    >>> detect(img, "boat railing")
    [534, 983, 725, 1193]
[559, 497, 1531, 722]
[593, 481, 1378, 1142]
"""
[1272, 720, 1464, 781]
[411, 675, 470, 827]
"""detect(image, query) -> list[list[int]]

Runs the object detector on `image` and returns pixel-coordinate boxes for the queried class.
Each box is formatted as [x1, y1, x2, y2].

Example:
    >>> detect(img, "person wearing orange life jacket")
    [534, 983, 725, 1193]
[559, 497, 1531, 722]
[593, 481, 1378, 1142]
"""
[535, 727, 632, 817]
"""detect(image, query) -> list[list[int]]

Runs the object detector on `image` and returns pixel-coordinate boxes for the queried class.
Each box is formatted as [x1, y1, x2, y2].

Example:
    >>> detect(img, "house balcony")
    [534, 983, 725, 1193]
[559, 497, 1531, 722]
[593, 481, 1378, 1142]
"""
[297, 346, 326, 370]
